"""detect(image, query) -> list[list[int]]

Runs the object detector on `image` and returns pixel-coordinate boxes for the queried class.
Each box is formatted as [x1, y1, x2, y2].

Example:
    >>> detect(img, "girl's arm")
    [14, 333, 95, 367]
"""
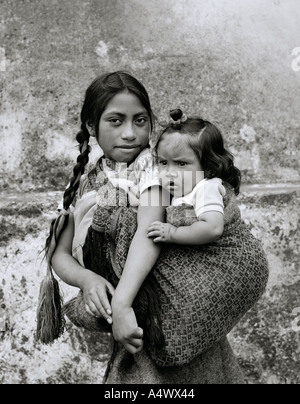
[51, 213, 114, 322]
[111, 186, 168, 351]
[147, 211, 224, 245]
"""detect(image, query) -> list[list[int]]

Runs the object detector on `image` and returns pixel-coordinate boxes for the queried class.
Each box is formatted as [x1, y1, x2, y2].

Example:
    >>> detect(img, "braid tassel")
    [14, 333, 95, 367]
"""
[36, 214, 67, 344]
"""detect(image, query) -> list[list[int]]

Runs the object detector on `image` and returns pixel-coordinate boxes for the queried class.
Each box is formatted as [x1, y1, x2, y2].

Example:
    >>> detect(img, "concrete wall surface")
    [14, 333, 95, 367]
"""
[0, 0, 299, 385]
[0, 0, 299, 189]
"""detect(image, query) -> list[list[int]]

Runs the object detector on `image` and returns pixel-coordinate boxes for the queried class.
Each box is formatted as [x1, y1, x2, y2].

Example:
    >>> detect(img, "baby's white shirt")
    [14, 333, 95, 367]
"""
[171, 178, 226, 218]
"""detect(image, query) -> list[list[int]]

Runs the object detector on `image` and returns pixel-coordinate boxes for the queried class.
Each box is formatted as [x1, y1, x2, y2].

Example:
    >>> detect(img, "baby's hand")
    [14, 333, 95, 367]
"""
[147, 221, 176, 243]
[112, 306, 144, 354]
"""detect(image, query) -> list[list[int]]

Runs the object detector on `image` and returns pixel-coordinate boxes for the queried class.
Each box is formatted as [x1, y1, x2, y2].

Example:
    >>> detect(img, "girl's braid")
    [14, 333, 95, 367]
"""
[37, 125, 91, 344]
[44, 125, 91, 257]
[63, 124, 91, 210]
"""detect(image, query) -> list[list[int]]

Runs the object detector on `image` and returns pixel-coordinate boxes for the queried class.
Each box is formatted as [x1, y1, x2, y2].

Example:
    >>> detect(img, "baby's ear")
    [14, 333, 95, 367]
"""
[86, 122, 96, 137]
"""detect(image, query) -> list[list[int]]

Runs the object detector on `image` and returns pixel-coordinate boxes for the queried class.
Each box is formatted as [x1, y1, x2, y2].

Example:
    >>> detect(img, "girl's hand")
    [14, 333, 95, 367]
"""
[147, 221, 176, 243]
[111, 305, 144, 354]
[81, 271, 115, 325]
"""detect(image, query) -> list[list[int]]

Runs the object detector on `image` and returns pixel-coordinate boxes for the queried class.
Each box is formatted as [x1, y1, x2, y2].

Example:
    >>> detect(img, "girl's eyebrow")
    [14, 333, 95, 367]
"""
[102, 111, 148, 118]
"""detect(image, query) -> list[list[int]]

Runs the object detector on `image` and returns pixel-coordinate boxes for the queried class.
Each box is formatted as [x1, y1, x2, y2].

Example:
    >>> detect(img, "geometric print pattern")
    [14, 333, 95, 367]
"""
[149, 211, 269, 366]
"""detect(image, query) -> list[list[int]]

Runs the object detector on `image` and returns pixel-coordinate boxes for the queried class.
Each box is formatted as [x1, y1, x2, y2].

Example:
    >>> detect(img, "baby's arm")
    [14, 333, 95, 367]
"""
[111, 186, 168, 353]
[147, 211, 224, 245]
[51, 214, 114, 323]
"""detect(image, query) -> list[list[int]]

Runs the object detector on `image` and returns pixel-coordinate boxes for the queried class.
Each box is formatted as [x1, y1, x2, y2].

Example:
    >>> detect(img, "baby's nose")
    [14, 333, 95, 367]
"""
[166, 169, 178, 178]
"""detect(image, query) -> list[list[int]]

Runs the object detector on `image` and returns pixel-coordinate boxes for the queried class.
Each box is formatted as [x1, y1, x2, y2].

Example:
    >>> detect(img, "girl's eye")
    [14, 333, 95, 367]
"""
[108, 118, 122, 125]
[178, 162, 187, 167]
[135, 117, 148, 126]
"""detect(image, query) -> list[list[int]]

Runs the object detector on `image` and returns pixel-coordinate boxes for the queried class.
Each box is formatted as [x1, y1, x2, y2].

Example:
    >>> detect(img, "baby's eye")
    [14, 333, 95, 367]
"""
[178, 161, 187, 167]
[158, 160, 167, 166]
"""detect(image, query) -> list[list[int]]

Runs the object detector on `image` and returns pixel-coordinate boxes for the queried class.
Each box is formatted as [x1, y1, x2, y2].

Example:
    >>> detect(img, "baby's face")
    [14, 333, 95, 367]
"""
[156, 132, 203, 197]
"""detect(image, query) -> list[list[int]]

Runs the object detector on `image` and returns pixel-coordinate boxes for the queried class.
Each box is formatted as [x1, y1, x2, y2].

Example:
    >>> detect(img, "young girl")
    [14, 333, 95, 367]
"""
[37, 71, 167, 354]
[147, 109, 239, 245]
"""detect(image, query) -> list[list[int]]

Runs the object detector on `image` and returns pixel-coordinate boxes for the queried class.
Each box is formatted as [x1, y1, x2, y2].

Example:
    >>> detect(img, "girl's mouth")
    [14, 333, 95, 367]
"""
[116, 145, 140, 150]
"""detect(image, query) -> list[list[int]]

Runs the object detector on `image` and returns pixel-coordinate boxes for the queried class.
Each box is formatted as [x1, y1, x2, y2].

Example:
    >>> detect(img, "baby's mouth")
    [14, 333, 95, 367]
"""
[168, 180, 177, 190]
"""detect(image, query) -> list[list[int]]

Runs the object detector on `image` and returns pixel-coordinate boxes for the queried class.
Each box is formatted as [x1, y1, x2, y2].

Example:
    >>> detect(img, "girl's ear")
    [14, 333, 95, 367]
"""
[86, 122, 96, 137]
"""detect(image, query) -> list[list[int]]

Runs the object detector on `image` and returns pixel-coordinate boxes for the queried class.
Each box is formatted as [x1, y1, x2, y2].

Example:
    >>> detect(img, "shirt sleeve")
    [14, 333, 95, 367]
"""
[194, 179, 226, 218]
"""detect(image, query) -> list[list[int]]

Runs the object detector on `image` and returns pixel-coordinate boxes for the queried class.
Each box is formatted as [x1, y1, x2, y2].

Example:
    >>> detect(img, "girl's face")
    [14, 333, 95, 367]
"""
[98, 91, 150, 164]
[157, 132, 203, 197]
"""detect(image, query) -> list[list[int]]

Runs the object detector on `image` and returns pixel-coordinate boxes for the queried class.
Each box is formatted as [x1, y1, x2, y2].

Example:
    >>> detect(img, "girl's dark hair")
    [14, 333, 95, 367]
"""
[155, 109, 241, 195]
[65, 71, 154, 210]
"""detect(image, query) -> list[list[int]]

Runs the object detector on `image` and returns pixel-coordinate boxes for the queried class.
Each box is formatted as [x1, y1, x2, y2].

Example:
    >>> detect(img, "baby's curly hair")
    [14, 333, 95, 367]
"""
[154, 109, 241, 195]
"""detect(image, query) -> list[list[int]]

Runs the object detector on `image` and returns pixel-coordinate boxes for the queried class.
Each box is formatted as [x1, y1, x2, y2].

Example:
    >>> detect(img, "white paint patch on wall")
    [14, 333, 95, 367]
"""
[45, 130, 102, 164]
[0, 47, 6, 71]
[44, 129, 79, 162]
[96, 40, 110, 65]
[0, 110, 27, 172]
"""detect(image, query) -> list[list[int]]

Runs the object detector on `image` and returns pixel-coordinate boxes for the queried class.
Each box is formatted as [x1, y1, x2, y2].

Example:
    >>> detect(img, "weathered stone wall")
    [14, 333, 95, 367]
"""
[1, 0, 299, 190]
[0, 0, 299, 384]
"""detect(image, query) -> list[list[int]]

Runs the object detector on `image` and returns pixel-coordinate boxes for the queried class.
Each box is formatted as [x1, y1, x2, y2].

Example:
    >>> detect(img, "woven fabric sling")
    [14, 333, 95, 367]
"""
[65, 160, 269, 367]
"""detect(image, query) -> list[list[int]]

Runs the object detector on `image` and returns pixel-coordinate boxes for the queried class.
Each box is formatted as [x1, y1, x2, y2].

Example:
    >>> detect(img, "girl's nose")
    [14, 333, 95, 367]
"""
[121, 123, 136, 140]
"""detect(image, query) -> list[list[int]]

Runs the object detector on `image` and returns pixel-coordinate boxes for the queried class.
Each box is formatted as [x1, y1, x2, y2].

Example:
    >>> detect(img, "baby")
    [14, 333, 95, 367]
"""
[147, 109, 234, 245]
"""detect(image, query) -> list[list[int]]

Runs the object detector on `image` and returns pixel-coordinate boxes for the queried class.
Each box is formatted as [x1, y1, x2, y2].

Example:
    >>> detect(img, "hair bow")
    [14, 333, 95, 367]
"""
[170, 113, 188, 125]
